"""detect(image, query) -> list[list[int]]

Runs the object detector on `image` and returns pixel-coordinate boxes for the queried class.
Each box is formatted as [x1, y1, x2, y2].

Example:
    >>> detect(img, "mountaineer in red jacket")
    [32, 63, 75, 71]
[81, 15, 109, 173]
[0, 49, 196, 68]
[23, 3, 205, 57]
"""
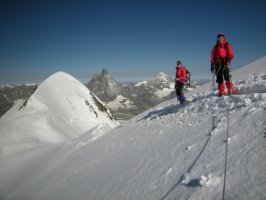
[175, 60, 187, 104]
[211, 32, 234, 96]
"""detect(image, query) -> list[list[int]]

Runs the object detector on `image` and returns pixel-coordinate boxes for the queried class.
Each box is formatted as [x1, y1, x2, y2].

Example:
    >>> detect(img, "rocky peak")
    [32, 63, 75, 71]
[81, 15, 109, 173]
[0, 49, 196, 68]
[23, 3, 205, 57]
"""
[87, 69, 126, 102]
[101, 68, 109, 77]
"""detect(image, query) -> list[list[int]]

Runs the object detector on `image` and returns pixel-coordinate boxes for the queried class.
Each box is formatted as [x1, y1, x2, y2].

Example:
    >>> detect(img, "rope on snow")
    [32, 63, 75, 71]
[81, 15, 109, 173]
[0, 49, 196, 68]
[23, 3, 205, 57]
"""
[222, 96, 231, 200]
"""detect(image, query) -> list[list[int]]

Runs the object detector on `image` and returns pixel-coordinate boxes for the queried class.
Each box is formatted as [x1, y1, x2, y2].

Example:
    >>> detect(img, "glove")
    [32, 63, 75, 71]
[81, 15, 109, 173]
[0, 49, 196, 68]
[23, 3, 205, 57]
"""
[176, 78, 179, 81]
[225, 55, 231, 62]
[210, 64, 215, 73]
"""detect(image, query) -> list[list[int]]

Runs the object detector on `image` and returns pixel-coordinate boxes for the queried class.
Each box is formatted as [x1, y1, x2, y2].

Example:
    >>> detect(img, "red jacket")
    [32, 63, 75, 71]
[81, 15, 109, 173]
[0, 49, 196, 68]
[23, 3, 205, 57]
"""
[176, 64, 187, 83]
[211, 39, 234, 64]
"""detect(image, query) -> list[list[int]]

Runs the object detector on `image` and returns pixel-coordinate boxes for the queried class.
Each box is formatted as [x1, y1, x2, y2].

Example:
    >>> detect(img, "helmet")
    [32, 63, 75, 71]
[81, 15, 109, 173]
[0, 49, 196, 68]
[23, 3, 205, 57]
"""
[217, 32, 225, 38]
[176, 60, 182, 66]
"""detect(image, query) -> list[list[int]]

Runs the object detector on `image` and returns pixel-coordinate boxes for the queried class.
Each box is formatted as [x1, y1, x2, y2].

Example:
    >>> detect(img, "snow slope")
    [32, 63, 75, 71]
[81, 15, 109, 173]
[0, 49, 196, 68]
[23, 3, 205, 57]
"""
[0, 57, 266, 200]
[0, 71, 119, 154]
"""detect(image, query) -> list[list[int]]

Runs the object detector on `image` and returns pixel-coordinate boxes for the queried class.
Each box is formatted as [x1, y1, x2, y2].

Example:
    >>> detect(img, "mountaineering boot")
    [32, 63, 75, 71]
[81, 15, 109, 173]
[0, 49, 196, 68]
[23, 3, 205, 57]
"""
[226, 81, 233, 95]
[218, 83, 225, 97]
[177, 95, 186, 104]
[180, 94, 186, 104]
[177, 96, 183, 104]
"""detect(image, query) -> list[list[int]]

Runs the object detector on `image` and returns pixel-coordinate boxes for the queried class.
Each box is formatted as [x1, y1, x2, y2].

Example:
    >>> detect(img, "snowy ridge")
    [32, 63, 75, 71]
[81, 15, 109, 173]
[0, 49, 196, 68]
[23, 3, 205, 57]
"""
[0, 58, 266, 200]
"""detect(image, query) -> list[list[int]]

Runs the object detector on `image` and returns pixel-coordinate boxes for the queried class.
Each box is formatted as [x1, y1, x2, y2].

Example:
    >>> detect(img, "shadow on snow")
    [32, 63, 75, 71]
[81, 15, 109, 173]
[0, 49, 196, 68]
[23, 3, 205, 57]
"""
[138, 104, 184, 121]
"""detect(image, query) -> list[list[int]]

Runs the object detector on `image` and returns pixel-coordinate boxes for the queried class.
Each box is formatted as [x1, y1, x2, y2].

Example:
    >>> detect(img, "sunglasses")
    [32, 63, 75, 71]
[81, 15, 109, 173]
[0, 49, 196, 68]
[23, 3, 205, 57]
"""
[218, 37, 225, 40]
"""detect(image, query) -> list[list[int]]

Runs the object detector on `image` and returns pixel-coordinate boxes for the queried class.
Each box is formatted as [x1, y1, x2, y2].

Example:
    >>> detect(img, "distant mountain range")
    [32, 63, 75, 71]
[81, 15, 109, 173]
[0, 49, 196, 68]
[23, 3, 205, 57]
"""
[86, 69, 201, 120]
[0, 84, 38, 117]
[0, 69, 202, 121]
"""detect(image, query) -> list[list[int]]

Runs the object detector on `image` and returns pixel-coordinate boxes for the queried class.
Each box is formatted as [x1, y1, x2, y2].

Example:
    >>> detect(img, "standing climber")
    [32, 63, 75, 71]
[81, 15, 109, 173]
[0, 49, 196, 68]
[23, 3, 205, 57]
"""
[175, 60, 187, 104]
[211, 32, 234, 96]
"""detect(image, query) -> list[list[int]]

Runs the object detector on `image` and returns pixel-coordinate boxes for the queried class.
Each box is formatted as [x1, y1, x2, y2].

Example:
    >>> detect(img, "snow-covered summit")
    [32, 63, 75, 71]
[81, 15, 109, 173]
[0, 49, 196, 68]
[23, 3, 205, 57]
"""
[156, 72, 171, 81]
[135, 72, 174, 99]
[0, 71, 119, 153]
[135, 72, 173, 88]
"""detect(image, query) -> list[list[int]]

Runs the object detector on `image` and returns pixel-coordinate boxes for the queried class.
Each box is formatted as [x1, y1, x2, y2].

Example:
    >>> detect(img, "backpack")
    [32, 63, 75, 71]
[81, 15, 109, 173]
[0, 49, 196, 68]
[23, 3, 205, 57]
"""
[185, 68, 191, 86]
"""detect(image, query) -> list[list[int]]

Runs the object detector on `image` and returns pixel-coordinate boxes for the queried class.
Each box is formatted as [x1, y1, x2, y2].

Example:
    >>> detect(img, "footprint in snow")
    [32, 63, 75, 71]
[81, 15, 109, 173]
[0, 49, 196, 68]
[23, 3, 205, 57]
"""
[186, 145, 193, 151]
[223, 137, 231, 144]
[166, 168, 173, 175]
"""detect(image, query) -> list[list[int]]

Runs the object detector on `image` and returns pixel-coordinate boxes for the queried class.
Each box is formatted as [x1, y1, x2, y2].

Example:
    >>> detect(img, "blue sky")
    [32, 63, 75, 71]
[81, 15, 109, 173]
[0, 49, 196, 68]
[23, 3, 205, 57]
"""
[0, 0, 266, 84]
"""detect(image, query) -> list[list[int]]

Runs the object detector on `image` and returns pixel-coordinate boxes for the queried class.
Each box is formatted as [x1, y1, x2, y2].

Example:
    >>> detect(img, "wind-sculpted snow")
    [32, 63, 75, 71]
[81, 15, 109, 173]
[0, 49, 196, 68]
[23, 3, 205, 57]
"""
[0, 58, 265, 200]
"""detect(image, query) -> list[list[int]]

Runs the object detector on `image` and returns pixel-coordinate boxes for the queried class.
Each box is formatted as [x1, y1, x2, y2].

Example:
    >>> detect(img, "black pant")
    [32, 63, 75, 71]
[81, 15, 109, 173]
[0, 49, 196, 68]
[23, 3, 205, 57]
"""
[175, 81, 184, 96]
[215, 62, 231, 84]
